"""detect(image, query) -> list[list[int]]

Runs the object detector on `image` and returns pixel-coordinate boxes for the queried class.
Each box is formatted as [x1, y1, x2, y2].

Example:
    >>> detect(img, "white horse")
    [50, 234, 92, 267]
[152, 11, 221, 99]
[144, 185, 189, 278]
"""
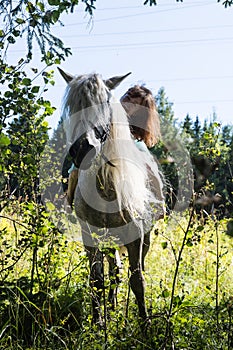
[59, 68, 164, 324]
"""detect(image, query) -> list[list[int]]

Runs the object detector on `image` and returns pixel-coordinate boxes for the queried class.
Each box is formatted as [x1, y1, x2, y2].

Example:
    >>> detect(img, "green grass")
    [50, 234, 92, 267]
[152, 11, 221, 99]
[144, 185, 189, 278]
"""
[1, 208, 233, 349]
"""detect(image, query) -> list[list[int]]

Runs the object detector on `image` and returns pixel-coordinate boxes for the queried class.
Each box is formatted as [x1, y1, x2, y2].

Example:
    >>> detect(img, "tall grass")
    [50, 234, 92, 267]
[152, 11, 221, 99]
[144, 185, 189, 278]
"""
[0, 206, 233, 349]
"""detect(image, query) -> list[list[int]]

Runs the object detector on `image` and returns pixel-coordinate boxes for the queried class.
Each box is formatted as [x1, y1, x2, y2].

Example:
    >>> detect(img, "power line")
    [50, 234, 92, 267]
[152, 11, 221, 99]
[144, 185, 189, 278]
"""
[56, 23, 233, 39]
[147, 75, 233, 83]
[9, 35, 233, 54]
[61, 1, 213, 27]
[175, 99, 233, 105]
[69, 36, 233, 51]
[44, 73, 233, 91]
[91, 2, 209, 11]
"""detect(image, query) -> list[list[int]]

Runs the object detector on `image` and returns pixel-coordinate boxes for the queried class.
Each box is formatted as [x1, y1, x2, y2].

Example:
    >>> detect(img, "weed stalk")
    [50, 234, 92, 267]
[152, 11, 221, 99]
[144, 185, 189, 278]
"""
[163, 206, 195, 349]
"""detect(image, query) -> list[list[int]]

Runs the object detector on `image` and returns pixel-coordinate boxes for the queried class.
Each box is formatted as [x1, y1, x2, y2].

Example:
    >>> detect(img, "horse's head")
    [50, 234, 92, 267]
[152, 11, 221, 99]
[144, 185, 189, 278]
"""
[59, 68, 131, 170]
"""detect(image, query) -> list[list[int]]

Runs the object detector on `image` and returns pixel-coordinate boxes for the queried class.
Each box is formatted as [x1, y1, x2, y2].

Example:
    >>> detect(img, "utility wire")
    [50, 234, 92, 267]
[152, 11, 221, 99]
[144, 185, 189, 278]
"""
[62, 1, 214, 27]
[90, 2, 209, 11]
[53, 23, 233, 39]
[175, 99, 233, 105]
[70, 36, 233, 51]
[147, 75, 233, 83]
[45, 74, 233, 91]
[8, 35, 233, 53]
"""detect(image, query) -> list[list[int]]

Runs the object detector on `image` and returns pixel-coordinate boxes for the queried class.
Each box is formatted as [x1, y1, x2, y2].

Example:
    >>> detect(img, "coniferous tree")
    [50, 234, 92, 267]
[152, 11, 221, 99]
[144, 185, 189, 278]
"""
[193, 116, 201, 142]
[153, 88, 179, 212]
[182, 114, 193, 137]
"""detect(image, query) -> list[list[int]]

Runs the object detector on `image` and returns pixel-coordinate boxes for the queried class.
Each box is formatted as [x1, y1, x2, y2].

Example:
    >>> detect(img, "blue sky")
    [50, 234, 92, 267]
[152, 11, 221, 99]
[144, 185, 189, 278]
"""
[13, 0, 233, 130]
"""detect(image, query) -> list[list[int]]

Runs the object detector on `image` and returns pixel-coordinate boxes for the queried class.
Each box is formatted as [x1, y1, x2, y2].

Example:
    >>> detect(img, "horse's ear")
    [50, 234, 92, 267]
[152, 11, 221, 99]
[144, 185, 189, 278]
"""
[58, 67, 74, 84]
[105, 72, 131, 90]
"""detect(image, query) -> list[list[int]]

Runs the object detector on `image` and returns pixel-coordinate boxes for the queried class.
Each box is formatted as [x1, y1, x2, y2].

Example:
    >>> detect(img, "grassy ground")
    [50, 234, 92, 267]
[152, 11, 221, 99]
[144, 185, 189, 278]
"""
[0, 208, 233, 349]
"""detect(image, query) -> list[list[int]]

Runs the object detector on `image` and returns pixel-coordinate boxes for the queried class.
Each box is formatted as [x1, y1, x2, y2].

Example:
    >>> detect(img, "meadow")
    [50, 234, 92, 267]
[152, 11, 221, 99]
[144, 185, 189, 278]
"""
[0, 204, 233, 350]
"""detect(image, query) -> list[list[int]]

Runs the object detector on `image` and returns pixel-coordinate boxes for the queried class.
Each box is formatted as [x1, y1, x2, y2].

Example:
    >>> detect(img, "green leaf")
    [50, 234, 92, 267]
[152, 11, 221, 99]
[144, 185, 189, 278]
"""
[22, 78, 31, 86]
[31, 86, 40, 93]
[7, 36, 16, 44]
[161, 241, 168, 249]
[162, 289, 170, 298]
[186, 238, 193, 247]
[0, 133, 10, 146]
[213, 122, 221, 128]
[16, 18, 25, 24]
[173, 295, 183, 307]
[110, 284, 117, 290]
[4, 91, 12, 98]
[48, 0, 60, 5]
[37, 2, 45, 11]
[51, 10, 60, 23]
[207, 250, 216, 256]
[12, 29, 20, 37]
[46, 201, 55, 211]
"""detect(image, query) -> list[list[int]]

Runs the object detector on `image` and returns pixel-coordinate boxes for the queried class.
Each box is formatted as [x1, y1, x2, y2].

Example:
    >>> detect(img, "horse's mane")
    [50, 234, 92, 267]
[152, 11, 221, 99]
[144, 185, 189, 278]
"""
[121, 85, 161, 148]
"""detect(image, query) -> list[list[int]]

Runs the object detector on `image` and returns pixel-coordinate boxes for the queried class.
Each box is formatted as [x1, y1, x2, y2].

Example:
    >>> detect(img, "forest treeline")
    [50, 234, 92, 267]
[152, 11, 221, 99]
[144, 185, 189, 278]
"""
[155, 88, 233, 224]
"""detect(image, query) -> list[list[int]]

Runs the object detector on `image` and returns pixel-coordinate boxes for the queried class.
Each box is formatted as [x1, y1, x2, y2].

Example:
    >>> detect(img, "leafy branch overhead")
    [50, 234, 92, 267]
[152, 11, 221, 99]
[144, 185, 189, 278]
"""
[1, 0, 232, 65]
[145, 0, 233, 6]
[218, 0, 233, 7]
[0, 0, 100, 64]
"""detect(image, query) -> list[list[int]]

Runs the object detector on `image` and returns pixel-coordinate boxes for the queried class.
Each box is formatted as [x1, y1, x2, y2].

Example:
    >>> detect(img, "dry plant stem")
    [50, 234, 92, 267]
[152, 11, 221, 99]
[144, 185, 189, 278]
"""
[0, 245, 29, 275]
[227, 306, 232, 349]
[215, 221, 220, 333]
[101, 252, 108, 346]
[0, 214, 33, 231]
[30, 206, 40, 296]
[30, 246, 37, 297]
[160, 232, 177, 263]
[125, 267, 131, 320]
[163, 206, 195, 349]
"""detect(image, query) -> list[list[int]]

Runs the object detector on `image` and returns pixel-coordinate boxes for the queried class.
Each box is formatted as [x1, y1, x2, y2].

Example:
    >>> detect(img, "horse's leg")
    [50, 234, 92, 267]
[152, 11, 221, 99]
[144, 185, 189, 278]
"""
[126, 233, 150, 320]
[142, 232, 150, 271]
[106, 249, 121, 311]
[66, 169, 79, 207]
[85, 245, 104, 324]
